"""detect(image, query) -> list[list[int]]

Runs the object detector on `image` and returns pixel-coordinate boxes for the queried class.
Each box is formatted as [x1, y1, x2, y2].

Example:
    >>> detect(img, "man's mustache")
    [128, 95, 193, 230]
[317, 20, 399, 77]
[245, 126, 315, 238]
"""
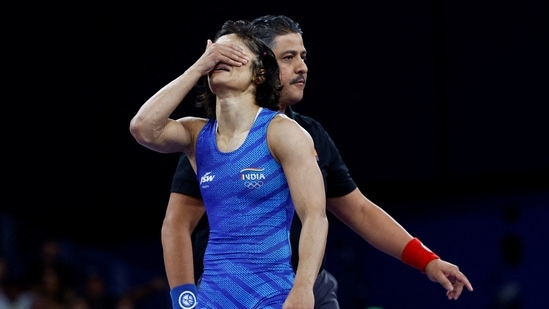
[290, 75, 306, 84]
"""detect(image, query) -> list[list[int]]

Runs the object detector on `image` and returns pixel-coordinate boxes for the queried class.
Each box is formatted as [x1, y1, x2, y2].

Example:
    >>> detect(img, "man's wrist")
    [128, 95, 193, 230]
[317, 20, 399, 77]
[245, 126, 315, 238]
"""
[170, 283, 198, 309]
[401, 237, 440, 273]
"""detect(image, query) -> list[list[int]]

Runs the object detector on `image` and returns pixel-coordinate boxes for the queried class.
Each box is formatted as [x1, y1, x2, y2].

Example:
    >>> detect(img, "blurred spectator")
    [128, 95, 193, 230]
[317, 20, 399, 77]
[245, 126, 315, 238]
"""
[114, 295, 133, 309]
[116, 276, 168, 309]
[29, 267, 67, 309]
[21, 239, 80, 309]
[81, 273, 117, 309]
[64, 290, 91, 309]
[24, 239, 76, 294]
[0, 256, 34, 309]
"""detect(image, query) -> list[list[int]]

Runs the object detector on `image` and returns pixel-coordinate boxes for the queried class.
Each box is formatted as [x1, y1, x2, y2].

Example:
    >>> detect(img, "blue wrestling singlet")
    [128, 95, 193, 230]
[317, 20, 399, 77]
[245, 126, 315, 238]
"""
[195, 108, 295, 308]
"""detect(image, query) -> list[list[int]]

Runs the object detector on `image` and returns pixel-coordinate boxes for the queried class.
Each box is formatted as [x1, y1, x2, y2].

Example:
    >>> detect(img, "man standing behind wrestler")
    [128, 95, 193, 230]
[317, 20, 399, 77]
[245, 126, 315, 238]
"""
[161, 15, 473, 308]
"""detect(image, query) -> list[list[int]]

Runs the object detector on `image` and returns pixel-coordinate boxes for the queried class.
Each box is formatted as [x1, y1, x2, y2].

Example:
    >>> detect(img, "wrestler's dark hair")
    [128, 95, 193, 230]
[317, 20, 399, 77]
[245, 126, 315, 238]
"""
[195, 20, 281, 119]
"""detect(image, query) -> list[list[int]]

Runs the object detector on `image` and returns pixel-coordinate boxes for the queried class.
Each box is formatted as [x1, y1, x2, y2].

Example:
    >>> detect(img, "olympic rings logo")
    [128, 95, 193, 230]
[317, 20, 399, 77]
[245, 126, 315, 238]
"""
[244, 181, 263, 189]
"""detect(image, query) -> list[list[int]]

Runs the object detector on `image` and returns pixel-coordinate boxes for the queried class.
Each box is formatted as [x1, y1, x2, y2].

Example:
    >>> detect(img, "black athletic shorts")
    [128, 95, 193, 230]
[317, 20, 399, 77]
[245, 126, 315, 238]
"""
[314, 269, 339, 309]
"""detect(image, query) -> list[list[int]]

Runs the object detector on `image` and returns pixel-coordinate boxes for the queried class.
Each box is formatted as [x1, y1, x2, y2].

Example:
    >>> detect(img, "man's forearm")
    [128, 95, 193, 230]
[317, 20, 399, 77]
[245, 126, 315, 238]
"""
[162, 228, 195, 287]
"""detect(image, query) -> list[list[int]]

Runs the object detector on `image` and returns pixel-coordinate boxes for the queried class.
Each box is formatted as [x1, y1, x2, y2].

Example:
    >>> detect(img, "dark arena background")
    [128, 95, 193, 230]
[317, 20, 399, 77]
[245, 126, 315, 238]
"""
[2, 1, 548, 308]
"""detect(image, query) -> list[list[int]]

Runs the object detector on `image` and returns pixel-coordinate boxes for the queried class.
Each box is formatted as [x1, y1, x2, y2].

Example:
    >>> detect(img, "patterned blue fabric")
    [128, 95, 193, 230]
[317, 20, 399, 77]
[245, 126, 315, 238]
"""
[195, 108, 295, 308]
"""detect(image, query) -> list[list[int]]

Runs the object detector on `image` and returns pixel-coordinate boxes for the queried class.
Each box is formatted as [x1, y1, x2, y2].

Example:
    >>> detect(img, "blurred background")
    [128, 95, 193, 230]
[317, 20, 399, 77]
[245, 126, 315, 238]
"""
[2, 0, 548, 308]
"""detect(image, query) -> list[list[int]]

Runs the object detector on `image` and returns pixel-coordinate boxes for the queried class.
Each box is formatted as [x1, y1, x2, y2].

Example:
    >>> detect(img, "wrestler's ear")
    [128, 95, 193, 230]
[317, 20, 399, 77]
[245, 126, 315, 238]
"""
[253, 69, 266, 84]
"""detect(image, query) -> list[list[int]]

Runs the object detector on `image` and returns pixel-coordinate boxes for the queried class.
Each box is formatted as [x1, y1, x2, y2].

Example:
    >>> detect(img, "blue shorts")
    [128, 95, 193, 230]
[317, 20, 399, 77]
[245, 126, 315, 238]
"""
[196, 268, 339, 308]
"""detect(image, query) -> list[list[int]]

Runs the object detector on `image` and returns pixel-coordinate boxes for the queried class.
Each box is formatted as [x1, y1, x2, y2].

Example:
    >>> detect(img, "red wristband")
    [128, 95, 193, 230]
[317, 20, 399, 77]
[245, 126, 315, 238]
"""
[401, 237, 439, 273]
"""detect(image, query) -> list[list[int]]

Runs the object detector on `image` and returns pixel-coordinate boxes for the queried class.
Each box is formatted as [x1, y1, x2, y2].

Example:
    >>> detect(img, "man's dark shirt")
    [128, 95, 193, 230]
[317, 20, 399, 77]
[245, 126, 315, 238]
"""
[170, 107, 357, 281]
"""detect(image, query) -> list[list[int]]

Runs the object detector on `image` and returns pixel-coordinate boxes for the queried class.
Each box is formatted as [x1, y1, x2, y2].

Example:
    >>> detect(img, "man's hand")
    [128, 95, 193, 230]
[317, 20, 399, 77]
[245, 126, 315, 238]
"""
[425, 259, 474, 300]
